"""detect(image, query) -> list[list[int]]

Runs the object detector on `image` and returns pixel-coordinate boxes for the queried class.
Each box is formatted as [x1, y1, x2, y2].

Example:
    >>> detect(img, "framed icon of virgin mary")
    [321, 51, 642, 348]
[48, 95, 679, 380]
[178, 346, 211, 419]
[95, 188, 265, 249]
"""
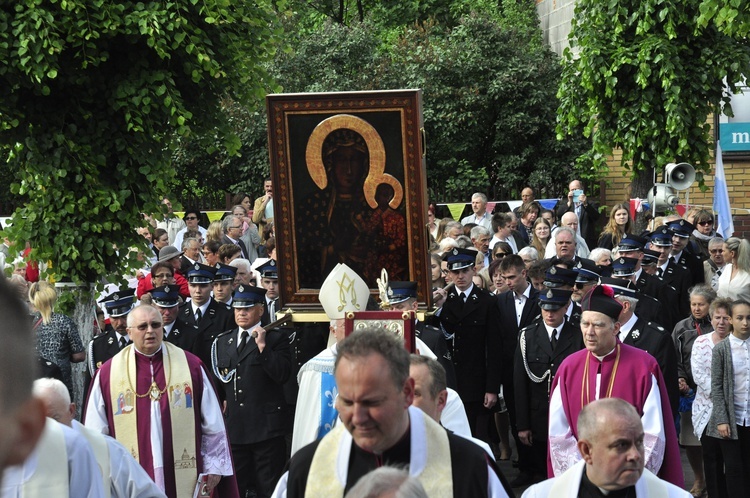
[266, 90, 430, 310]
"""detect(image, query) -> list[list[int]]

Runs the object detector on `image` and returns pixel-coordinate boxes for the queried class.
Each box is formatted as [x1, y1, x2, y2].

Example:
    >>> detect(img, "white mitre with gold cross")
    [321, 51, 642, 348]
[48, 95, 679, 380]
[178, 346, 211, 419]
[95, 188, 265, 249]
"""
[319, 263, 370, 320]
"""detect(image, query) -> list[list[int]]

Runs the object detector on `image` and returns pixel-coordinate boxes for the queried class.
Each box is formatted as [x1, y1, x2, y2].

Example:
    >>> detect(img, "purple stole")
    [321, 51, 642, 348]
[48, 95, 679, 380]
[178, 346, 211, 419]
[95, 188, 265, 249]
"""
[99, 350, 204, 497]
[549, 343, 683, 487]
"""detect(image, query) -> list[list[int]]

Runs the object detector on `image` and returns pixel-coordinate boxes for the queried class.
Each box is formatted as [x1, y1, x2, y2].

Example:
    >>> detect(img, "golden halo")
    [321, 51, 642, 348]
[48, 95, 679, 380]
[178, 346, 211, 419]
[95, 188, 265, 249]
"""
[305, 114, 403, 209]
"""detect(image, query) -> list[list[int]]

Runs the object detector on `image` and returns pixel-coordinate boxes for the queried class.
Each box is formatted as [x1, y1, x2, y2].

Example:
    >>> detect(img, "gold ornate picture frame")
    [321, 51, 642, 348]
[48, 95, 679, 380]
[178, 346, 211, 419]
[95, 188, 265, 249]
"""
[266, 90, 430, 310]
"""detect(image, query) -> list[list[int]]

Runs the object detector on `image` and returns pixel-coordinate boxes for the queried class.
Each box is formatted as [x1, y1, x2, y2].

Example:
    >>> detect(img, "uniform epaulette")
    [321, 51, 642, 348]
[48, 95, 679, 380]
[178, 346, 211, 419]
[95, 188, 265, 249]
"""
[215, 329, 234, 339]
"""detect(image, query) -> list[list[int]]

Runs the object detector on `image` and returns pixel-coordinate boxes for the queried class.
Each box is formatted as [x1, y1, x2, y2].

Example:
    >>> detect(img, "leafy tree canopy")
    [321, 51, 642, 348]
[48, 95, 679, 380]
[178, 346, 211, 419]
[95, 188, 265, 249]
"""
[174, 0, 587, 202]
[0, 0, 285, 283]
[557, 0, 750, 195]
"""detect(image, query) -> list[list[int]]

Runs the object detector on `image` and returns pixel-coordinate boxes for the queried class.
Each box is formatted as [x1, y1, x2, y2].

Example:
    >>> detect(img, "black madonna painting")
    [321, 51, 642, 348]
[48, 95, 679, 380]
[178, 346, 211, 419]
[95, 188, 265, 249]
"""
[266, 90, 430, 309]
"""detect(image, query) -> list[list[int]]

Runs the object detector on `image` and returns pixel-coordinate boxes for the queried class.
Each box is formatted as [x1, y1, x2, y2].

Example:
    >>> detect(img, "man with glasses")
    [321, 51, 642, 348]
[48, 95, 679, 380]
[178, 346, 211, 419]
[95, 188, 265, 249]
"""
[137, 247, 191, 301]
[221, 215, 248, 260]
[172, 208, 207, 250]
[180, 236, 204, 275]
[704, 236, 727, 290]
[212, 285, 291, 498]
[85, 304, 237, 497]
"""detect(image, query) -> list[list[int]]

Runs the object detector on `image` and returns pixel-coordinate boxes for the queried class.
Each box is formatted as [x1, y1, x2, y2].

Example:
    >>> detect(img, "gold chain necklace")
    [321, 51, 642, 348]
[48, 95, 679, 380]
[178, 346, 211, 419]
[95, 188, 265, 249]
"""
[125, 345, 171, 401]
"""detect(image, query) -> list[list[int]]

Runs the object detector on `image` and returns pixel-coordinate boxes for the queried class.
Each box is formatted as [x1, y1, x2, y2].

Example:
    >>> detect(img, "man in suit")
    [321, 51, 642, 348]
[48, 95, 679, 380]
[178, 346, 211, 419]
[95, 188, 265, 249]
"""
[258, 259, 279, 326]
[513, 288, 583, 485]
[84, 288, 135, 399]
[212, 285, 291, 498]
[179, 236, 203, 275]
[432, 248, 501, 441]
[649, 226, 692, 318]
[221, 215, 249, 260]
[554, 179, 600, 249]
[151, 284, 199, 352]
[496, 254, 540, 472]
[383, 280, 457, 389]
[460, 192, 492, 230]
[600, 277, 680, 416]
[179, 263, 235, 368]
[667, 219, 705, 286]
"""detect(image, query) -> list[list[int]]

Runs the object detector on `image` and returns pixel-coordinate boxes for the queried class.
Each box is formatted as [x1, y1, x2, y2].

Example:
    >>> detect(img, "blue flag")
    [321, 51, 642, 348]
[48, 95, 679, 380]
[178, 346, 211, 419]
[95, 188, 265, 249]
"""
[713, 141, 734, 238]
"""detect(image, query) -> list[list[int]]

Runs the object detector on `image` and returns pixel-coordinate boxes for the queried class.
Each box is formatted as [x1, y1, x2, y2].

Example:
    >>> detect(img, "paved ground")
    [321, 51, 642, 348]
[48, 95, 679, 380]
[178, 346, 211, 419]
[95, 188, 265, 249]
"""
[496, 442, 697, 496]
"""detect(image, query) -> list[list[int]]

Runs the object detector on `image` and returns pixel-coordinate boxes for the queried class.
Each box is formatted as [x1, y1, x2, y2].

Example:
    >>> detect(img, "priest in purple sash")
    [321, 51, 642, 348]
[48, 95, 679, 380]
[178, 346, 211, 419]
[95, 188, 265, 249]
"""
[547, 284, 683, 487]
[84, 304, 239, 498]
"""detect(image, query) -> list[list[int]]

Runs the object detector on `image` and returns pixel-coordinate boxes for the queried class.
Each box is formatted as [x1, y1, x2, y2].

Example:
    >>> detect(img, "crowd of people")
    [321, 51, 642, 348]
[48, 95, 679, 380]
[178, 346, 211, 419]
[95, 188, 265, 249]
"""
[1, 177, 748, 498]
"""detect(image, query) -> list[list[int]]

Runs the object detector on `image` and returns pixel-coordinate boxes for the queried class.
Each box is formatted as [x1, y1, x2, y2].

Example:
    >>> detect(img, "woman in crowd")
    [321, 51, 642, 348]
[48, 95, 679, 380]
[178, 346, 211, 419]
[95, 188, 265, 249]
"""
[690, 209, 716, 260]
[717, 237, 750, 302]
[492, 242, 513, 262]
[517, 246, 538, 269]
[597, 203, 632, 250]
[434, 218, 453, 244]
[487, 258, 508, 295]
[692, 297, 732, 498]
[205, 220, 223, 244]
[202, 240, 221, 267]
[218, 243, 241, 264]
[674, 285, 716, 497]
[709, 299, 750, 496]
[29, 281, 85, 395]
[588, 247, 612, 267]
[151, 228, 169, 258]
[517, 202, 540, 245]
[430, 253, 446, 290]
[427, 204, 439, 240]
[230, 192, 253, 215]
[530, 218, 551, 256]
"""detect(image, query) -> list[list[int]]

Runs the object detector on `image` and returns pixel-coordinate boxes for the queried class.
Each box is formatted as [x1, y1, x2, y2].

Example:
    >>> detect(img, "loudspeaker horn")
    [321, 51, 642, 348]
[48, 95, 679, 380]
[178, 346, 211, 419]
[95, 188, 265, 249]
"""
[665, 162, 695, 190]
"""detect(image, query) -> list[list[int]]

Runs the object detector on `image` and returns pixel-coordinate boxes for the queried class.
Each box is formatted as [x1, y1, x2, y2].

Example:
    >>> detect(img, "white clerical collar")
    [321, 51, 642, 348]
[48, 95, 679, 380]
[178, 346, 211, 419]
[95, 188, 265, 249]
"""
[593, 347, 617, 361]
[134, 344, 163, 357]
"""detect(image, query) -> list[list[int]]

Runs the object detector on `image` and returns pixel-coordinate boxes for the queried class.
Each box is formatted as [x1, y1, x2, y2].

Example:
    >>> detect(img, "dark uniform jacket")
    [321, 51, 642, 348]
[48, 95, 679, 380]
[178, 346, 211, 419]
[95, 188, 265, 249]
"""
[621, 316, 680, 415]
[261, 298, 279, 327]
[437, 286, 502, 402]
[674, 249, 705, 287]
[83, 327, 129, 409]
[416, 320, 457, 390]
[212, 327, 291, 444]
[513, 319, 583, 439]
[179, 298, 235, 369]
[163, 317, 200, 353]
[656, 261, 692, 319]
[635, 271, 680, 332]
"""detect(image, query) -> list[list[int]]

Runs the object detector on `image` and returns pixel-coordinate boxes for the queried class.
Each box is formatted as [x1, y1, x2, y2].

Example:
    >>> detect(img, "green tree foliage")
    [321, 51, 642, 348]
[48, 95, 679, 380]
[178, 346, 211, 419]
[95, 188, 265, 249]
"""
[557, 0, 750, 201]
[184, 1, 586, 202]
[697, 0, 750, 37]
[0, 0, 284, 283]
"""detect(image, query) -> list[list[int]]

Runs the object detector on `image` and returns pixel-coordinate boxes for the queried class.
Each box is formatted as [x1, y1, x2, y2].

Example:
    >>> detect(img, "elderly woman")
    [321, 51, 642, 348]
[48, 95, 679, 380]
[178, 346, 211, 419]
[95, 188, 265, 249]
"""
[517, 246, 538, 269]
[674, 284, 716, 497]
[29, 281, 85, 394]
[691, 298, 732, 498]
[588, 247, 612, 267]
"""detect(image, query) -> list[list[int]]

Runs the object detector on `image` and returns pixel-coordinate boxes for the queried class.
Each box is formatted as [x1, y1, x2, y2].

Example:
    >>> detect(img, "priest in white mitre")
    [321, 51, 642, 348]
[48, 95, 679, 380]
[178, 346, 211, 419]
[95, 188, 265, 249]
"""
[290, 264, 467, 456]
[85, 304, 239, 498]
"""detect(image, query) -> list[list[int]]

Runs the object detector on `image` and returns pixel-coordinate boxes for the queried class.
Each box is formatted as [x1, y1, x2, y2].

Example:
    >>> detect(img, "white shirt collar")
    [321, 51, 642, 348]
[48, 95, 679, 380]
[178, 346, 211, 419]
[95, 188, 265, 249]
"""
[618, 313, 639, 341]
[191, 299, 211, 316]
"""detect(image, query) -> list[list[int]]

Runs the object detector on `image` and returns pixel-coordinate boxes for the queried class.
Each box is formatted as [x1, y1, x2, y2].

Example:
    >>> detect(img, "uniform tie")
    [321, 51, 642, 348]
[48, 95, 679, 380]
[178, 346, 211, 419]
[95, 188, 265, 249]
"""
[550, 328, 558, 350]
[195, 308, 202, 324]
[269, 300, 276, 320]
[119, 336, 128, 350]
[657, 267, 664, 278]
[459, 292, 466, 303]
[238, 330, 249, 354]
